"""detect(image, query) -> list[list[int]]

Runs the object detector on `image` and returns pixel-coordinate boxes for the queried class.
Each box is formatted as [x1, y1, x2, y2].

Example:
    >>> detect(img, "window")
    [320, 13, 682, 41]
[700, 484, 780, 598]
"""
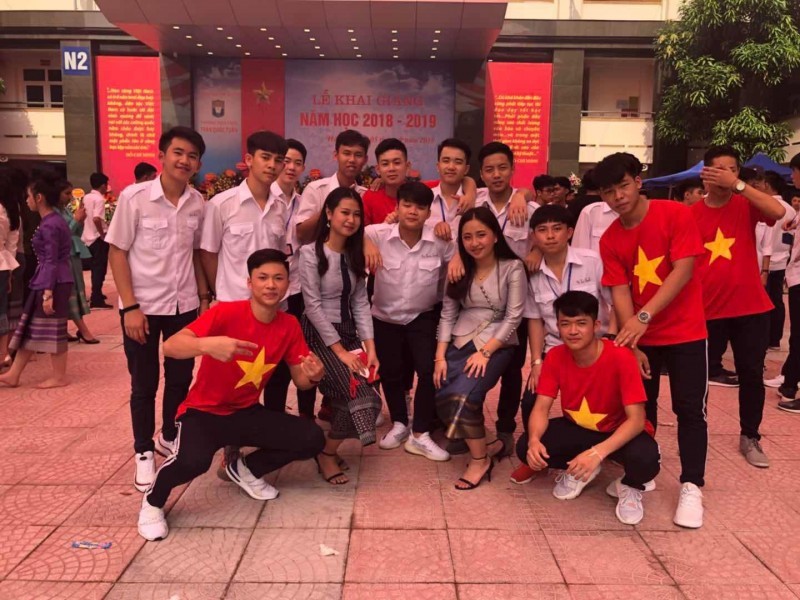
[23, 67, 63, 108]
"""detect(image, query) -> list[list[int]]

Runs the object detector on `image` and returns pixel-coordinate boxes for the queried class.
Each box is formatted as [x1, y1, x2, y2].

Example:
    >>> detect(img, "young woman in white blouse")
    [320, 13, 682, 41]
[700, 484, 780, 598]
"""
[299, 187, 380, 484]
[434, 206, 525, 490]
[0, 173, 21, 366]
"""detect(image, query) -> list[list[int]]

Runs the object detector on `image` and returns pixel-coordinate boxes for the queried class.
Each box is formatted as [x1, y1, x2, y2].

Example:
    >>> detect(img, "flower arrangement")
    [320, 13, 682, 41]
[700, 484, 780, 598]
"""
[298, 168, 323, 194]
[196, 169, 244, 200]
[104, 191, 117, 223]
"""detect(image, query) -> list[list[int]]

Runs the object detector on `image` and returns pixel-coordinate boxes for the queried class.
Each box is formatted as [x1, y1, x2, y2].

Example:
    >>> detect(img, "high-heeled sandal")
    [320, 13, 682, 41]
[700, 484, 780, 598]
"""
[455, 454, 495, 491]
[314, 451, 348, 485]
[76, 331, 100, 345]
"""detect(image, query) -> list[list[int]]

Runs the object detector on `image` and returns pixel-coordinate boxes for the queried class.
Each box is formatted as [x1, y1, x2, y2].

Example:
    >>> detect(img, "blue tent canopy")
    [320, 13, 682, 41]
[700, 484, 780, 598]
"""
[744, 153, 793, 179]
[641, 161, 703, 188]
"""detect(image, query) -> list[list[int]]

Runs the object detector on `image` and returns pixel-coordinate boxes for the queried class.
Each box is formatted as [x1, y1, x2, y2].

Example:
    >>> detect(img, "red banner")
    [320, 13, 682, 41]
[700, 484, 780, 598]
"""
[96, 56, 162, 195]
[241, 59, 285, 157]
[484, 63, 552, 189]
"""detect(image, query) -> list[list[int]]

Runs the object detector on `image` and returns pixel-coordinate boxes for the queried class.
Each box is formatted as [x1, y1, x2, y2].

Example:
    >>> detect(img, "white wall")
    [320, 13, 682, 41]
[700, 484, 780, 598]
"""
[505, 0, 683, 21]
[0, 0, 97, 9]
[0, 49, 62, 105]
[585, 57, 655, 115]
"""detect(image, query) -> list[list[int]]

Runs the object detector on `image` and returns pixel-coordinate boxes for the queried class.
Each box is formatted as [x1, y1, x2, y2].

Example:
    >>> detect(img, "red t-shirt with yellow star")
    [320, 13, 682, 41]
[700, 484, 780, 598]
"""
[537, 339, 655, 436]
[691, 194, 775, 319]
[176, 301, 309, 418]
[600, 200, 707, 346]
[363, 189, 397, 226]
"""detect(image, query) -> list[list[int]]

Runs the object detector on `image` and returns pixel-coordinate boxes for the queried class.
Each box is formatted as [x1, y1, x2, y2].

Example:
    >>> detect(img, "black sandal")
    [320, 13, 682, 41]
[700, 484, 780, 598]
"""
[455, 454, 495, 491]
[314, 451, 348, 485]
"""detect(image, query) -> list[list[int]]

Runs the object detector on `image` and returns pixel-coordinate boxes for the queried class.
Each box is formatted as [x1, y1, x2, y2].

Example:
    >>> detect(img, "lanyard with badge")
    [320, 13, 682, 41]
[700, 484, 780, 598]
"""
[546, 263, 573, 298]
[438, 197, 447, 223]
[284, 195, 297, 257]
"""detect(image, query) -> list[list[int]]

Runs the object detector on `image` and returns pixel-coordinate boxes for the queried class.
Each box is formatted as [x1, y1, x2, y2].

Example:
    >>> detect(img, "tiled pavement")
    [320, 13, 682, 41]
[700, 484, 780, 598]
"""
[1, 275, 800, 599]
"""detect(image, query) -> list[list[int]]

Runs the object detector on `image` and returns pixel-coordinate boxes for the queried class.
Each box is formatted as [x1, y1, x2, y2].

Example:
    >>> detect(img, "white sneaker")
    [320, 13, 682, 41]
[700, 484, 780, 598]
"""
[226, 457, 279, 501]
[375, 412, 386, 427]
[379, 421, 410, 449]
[404, 432, 450, 462]
[552, 465, 601, 500]
[606, 477, 656, 497]
[673, 482, 704, 529]
[614, 481, 644, 525]
[764, 374, 785, 388]
[134, 451, 155, 492]
[138, 494, 168, 541]
[154, 433, 176, 457]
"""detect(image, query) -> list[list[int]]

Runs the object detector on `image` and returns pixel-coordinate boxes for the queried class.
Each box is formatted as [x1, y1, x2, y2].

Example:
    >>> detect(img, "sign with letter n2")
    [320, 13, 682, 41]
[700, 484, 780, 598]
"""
[62, 46, 91, 76]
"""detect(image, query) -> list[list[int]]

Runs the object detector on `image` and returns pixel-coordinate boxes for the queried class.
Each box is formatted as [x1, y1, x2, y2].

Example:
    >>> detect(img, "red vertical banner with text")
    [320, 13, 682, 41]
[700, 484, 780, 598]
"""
[96, 56, 162, 194]
[484, 63, 552, 189]
[241, 59, 285, 157]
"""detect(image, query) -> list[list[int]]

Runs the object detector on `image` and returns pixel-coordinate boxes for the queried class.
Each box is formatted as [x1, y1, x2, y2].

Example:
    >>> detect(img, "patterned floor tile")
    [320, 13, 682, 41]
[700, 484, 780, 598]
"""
[545, 531, 671, 585]
[105, 583, 227, 599]
[65, 484, 184, 527]
[226, 583, 342, 599]
[168, 475, 265, 529]
[567, 585, 684, 599]
[0, 485, 95, 526]
[343, 583, 457, 599]
[661, 457, 755, 491]
[704, 490, 800, 532]
[680, 584, 797, 599]
[275, 457, 360, 489]
[0, 525, 55, 578]
[120, 528, 250, 583]
[0, 427, 89, 454]
[441, 483, 538, 530]
[635, 490, 725, 532]
[735, 531, 800, 584]
[641, 531, 783, 585]
[345, 529, 453, 583]
[0, 581, 113, 599]
[450, 529, 562, 584]
[234, 528, 349, 583]
[354, 486, 445, 529]
[64, 427, 137, 455]
[23, 453, 129, 485]
[8, 526, 143, 582]
[358, 455, 440, 489]
[457, 584, 571, 599]
[258, 485, 354, 529]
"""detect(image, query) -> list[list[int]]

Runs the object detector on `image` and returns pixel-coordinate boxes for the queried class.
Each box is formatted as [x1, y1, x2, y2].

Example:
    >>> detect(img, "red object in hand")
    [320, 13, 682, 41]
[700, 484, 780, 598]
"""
[367, 364, 380, 384]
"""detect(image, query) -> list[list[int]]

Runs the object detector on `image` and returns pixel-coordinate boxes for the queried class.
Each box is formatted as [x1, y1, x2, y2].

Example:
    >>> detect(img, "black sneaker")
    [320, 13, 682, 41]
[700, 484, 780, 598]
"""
[90, 301, 113, 310]
[777, 398, 800, 414]
[778, 384, 797, 402]
[720, 368, 738, 378]
[709, 374, 739, 387]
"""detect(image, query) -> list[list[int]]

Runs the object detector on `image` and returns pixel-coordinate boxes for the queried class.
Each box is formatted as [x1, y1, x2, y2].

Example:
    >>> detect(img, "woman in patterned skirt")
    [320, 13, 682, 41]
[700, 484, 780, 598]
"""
[56, 181, 99, 343]
[0, 173, 21, 368]
[434, 207, 525, 490]
[299, 187, 381, 485]
[0, 172, 74, 389]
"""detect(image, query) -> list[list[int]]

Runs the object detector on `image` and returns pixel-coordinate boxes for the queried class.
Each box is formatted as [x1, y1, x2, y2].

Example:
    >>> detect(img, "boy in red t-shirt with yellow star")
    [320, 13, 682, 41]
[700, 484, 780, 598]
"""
[137, 249, 326, 542]
[516, 291, 659, 525]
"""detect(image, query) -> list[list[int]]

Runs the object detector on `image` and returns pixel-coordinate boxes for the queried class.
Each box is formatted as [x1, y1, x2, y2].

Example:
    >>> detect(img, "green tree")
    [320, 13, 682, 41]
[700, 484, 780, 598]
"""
[655, 0, 800, 161]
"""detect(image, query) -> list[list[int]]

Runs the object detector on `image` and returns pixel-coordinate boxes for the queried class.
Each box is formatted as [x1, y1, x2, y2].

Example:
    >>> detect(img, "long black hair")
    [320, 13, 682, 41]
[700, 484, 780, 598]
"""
[29, 171, 65, 209]
[447, 206, 521, 301]
[0, 172, 21, 231]
[313, 186, 366, 279]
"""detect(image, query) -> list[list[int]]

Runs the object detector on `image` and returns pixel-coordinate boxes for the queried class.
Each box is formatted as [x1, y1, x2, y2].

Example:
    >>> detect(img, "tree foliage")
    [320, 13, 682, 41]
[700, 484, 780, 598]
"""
[655, 0, 800, 161]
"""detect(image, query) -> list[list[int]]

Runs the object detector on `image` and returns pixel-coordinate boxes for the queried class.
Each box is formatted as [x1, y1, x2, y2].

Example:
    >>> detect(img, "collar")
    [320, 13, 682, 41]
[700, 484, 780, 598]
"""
[602, 202, 614, 214]
[270, 180, 299, 206]
[387, 223, 436, 245]
[149, 176, 192, 205]
[238, 179, 279, 213]
[540, 246, 584, 280]
[433, 183, 464, 203]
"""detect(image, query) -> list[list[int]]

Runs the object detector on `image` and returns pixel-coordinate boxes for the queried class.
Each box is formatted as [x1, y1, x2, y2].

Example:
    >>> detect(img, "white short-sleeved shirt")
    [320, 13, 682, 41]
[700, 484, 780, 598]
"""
[365, 223, 456, 325]
[756, 221, 774, 270]
[571, 201, 618, 252]
[271, 181, 303, 297]
[200, 180, 287, 302]
[766, 196, 796, 271]
[105, 177, 204, 315]
[294, 173, 366, 235]
[472, 188, 538, 259]
[425, 183, 463, 229]
[80, 190, 106, 246]
[523, 246, 611, 352]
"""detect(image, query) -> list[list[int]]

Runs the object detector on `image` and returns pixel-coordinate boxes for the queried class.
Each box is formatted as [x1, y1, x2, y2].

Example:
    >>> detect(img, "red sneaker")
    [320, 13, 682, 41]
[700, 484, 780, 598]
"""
[509, 463, 537, 485]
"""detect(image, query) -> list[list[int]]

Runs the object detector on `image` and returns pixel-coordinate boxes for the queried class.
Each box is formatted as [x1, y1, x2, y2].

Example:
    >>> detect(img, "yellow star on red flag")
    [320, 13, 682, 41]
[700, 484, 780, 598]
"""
[235, 348, 275, 389]
[704, 227, 735, 265]
[633, 246, 664, 293]
[565, 397, 608, 431]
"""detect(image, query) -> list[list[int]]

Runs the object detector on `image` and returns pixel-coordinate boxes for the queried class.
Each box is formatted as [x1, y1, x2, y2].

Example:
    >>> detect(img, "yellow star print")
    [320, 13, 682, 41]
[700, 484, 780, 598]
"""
[565, 397, 608, 431]
[633, 246, 664, 293]
[253, 82, 273, 104]
[235, 348, 276, 390]
[704, 227, 735, 265]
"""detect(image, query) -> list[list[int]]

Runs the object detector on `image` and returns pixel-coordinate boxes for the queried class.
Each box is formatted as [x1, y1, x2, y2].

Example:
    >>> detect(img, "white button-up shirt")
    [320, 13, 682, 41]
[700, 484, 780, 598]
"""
[426, 183, 463, 229]
[524, 247, 611, 352]
[294, 173, 367, 236]
[572, 201, 618, 252]
[365, 223, 456, 325]
[200, 180, 287, 302]
[105, 178, 204, 315]
[473, 188, 537, 259]
[80, 190, 106, 246]
[271, 180, 303, 297]
[766, 196, 796, 271]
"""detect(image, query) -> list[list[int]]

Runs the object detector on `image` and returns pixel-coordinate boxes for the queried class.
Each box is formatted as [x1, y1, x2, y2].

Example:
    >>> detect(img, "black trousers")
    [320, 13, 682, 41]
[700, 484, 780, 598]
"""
[640, 339, 708, 487]
[515, 417, 660, 490]
[263, 293, 317, 417]
[88, 238, 109, 304]
[767, 270, 786, 348]
[146, 405, 325, 507]
[706, 313, 769, 439]
[496, 320, 528, 434]
[782, 285, 800, 389]
[707, 321, 730, 378]
[373, 309, 439, 433]
[122, 309, 197, 454]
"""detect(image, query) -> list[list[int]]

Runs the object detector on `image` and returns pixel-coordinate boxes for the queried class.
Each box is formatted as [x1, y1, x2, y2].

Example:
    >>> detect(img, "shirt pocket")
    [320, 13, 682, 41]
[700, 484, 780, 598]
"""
[418, 256, 442, 284]
[228, 222, 255, 256]
[139, 217, 169, 250]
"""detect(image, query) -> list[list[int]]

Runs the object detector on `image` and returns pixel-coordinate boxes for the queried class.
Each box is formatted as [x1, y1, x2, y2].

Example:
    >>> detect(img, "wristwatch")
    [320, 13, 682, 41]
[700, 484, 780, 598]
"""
[479, 348, 491, 359]
[531, 358, 543, 366]
[734, 179, 746, 193]
[636, 310, 652, 325]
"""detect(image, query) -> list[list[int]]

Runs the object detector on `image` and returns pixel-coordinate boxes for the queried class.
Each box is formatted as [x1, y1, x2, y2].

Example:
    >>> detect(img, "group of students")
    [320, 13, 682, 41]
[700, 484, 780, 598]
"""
[37, 124, 785, 542]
